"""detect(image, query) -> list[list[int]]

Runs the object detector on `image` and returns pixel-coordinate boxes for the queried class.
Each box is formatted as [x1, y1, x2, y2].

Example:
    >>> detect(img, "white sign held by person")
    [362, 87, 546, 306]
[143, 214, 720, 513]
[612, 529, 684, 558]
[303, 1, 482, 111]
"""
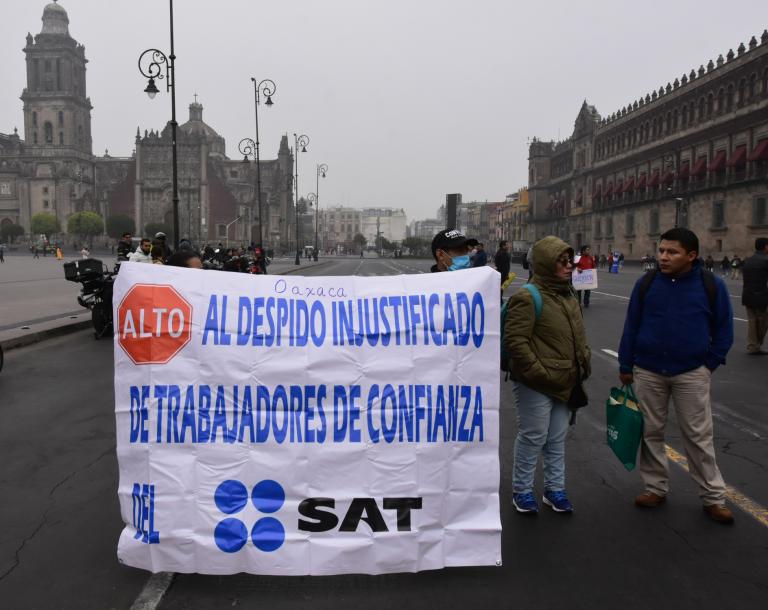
[113, 263, 501, 575]
[572, 268, 598, 291]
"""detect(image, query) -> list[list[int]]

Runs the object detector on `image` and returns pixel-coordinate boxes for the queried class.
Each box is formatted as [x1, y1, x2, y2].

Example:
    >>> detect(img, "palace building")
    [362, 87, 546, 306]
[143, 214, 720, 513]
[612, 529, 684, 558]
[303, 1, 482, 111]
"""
[527, 29, 768, 258]
[0, 1, 295, 247]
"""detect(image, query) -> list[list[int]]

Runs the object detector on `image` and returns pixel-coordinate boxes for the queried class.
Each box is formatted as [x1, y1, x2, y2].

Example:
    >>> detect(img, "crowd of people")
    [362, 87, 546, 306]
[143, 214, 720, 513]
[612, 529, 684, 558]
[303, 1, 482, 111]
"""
[430, 227, 768, 525]
[115, 231, 270, 273]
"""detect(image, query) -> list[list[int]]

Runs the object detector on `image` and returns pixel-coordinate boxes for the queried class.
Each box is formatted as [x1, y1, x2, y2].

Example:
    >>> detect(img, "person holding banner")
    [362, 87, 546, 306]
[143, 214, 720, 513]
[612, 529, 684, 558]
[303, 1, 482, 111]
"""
[504, 236, 591, 514]
[430, 228, 479, 272]
[575, 246, 596, 308]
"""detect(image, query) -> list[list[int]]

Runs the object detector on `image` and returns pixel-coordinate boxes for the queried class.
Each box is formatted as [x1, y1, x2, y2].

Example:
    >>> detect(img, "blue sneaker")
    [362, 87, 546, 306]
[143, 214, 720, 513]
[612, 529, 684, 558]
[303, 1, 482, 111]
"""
[543, 489, 574, 513]
[513, 492, 539, 514]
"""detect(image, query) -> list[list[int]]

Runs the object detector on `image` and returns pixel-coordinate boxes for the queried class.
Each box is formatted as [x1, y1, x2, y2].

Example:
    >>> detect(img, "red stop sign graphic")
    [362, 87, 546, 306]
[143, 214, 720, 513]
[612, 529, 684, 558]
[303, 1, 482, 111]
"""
[117, 284, 193, 365]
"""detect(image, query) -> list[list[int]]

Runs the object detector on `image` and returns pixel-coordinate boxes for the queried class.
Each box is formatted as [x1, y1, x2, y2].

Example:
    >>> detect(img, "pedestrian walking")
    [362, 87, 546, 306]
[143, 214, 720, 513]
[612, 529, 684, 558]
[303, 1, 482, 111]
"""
[607, 253, 614, 273]
[55, 246, 63, 260]
[494, 240, 511, 289]
[704, 254, 715, 273]
[730, 255, 743, 280]
[80, 246, 90, 259]
[0, 243, 5, 263]
[33, 245, 39, 259]
[741, 237, 768, 355]
[618, 228, 735, 523]
[720, 255, 730, 277]
[618, 252, 625, 270]
[576, 245, 595, 308]
[504, 236, 591, 515]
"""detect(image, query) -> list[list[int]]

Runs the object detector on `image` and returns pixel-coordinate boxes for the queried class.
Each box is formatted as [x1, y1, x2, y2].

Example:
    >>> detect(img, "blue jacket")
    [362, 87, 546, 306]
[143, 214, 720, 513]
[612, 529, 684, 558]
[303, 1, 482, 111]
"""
[619, 262, 733, 376]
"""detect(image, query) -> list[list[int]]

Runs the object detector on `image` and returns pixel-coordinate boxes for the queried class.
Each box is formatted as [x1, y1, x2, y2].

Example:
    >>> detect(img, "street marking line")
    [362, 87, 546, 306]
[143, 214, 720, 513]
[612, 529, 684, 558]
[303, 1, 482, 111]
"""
[592, 290, 630, 300]
[664, 446, 768, 528]
[130, 571, 174, 610]
[593, 291, 747, 322]
[601, 347, 768, 527]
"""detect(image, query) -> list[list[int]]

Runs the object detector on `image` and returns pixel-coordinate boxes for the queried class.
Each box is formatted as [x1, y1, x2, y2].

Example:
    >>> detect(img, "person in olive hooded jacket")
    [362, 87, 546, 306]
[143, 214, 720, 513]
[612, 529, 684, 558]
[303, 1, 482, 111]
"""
[503, 236, 591, 514]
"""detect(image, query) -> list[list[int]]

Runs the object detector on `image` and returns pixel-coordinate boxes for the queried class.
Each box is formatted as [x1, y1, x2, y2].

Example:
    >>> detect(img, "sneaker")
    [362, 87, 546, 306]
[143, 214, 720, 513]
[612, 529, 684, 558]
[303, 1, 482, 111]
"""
[512, 492, 539, 514]
[634, 491, 666, 508]
[703, 504, 735, 524]
[543, 489, 574, 513]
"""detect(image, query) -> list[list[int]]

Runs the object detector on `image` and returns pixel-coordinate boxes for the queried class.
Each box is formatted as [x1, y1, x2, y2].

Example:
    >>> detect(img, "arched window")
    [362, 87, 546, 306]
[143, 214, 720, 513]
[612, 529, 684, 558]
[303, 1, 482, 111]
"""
[58, 111, 64, 126]
[32, 111, 37, 127]
[666, 112, 672, 133]
[717, 88, 724, 114]
[33, 132, 38, 144]
[44, 121, 53, 144]
[763, 68, 768, 96]
[748, 73, 757, 98]
[689, 101, 695, 122]
[738, 78, 745, 105]
[682, 105, 688, 127]
[726, 84, 734, 111]
[707, 93, 714, 116]
[698, 97, 705, 120]
[58, 131, 63, 145]
[672, 109, 678, 130]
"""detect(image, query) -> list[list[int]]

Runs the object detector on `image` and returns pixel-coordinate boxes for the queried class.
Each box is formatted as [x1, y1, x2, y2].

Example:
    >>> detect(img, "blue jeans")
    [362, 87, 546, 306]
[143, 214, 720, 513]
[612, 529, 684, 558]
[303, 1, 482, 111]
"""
[512, 382, 570, 494]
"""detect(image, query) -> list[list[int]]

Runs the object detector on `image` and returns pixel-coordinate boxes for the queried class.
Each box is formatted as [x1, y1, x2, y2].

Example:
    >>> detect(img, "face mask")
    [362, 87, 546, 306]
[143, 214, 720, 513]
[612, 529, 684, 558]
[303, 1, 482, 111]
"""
[448, 254, 471, 271]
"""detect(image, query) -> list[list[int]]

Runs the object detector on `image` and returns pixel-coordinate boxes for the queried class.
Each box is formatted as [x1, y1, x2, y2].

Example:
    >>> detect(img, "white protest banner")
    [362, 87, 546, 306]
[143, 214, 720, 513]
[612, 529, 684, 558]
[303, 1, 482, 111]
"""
[113, 263, 501, 575]
[572, 268, 598, 291]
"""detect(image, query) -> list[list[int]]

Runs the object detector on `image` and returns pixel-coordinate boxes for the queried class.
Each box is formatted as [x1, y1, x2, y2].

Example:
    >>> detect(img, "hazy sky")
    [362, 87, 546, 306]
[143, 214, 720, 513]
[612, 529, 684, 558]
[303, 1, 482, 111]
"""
[2, 1, 767, 221]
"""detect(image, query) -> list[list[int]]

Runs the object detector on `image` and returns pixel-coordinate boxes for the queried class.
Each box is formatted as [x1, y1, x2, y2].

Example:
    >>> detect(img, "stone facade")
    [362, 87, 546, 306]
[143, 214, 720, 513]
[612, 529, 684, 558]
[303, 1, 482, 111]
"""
[361, 207, 407, 246]
[320, 206, 363, 252]
[0, 2, 294, 247]
[528, 31, 768, 259]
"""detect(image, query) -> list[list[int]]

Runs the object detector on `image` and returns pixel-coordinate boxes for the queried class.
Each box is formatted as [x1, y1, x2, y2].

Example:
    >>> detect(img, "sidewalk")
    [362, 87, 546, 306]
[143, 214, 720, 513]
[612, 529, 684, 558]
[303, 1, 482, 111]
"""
[0, 255, 333, 351]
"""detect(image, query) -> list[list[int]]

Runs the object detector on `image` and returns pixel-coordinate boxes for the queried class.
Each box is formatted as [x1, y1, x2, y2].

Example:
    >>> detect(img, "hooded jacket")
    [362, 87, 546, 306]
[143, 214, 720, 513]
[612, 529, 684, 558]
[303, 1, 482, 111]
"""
[503, 236, 591, 401]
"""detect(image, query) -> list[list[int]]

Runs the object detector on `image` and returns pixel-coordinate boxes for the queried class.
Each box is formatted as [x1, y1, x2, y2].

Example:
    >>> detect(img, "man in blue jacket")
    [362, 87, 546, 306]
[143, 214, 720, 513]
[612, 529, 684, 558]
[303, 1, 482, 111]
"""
[618, 228, 734, 523]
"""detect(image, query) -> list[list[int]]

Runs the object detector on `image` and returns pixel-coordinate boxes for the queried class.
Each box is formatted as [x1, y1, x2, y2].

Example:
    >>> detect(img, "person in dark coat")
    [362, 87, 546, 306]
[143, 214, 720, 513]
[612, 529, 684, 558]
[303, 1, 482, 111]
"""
[741, 237, 768, 355]
[471, 242, 488, 267]
[494, 240, 511, 286]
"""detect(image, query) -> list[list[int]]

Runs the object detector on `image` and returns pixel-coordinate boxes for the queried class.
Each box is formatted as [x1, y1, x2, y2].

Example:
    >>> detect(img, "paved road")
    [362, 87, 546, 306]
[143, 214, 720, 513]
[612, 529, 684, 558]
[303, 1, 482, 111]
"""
[0, 258, 765, 609]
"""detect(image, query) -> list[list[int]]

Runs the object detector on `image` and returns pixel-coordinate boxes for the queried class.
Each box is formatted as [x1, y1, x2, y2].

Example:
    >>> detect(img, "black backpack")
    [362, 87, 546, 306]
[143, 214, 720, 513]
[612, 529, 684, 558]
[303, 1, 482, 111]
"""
[637, 268, 718, 320]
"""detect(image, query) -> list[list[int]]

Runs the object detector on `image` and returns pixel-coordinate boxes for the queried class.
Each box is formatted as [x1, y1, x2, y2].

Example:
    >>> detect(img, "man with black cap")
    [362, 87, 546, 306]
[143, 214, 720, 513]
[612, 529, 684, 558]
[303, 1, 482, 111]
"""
[430, 229, 479, 272]
[154, 231, 173, 262]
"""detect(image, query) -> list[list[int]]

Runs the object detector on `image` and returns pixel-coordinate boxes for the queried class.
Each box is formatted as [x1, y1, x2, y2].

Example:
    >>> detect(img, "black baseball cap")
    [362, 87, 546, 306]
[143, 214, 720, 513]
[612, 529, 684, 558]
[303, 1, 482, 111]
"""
[431, 229, 479, 258]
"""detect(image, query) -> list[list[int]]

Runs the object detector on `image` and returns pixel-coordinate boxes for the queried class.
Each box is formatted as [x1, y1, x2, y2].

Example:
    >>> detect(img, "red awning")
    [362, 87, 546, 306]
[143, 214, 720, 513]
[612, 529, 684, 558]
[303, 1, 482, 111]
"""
[621, 176, 635, 192]
[662, 170, 675, 185]
[708, 150, 726, 172]
[648, 169, 660, 187]
[748, 139, 768, 161]
[727, 145, 747, 168]
[637, 173, 647, 189]
[591, 183, 602, 198]
[574, 190, 583, 205]
[604, 181, 614, 196]
[677, 161, 690, 179]
[691, 157, 707, 177]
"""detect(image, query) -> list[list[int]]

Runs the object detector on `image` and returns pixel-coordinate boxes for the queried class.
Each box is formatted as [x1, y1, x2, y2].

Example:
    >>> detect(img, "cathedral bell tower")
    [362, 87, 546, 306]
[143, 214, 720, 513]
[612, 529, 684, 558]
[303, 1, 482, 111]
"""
[21, 1, 93, 156]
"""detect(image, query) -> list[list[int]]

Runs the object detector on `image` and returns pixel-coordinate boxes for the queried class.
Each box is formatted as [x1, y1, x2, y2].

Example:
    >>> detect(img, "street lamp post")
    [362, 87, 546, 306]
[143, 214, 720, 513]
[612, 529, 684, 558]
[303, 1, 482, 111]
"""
[138, 0, 180, 250]
[238, 78, 275, 249]
[314, 164, 327, 261]
[293, 133, 309, 265]
[307, 192, 317, 258]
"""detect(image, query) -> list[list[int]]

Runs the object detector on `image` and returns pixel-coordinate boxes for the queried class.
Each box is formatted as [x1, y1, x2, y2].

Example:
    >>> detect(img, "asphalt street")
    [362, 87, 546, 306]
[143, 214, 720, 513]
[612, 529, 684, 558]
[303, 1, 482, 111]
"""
[0, 258, 765, 610]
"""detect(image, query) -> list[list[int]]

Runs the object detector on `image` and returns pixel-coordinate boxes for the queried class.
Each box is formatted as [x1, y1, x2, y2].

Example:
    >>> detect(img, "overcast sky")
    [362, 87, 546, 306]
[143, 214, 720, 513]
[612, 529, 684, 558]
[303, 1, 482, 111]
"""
[2, 1, 767, 221]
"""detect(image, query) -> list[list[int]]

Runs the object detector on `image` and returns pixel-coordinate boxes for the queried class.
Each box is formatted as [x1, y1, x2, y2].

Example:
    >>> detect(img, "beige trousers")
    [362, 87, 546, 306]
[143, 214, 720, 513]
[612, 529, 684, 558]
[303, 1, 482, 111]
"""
[746, 306, 768, 353]
[634, 366, 727, 506]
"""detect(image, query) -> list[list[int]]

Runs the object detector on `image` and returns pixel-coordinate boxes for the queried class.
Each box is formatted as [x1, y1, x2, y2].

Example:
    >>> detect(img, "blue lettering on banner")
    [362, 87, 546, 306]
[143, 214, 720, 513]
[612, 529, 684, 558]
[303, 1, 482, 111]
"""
[132, 483, 160, 544]
[198, 291, 487, 349]
[126, 384, 483, 445]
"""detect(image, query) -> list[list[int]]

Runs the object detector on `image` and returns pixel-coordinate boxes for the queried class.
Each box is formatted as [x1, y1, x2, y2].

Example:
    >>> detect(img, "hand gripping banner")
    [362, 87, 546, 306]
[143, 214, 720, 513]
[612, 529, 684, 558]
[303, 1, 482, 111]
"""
[113, 263, 501, 575]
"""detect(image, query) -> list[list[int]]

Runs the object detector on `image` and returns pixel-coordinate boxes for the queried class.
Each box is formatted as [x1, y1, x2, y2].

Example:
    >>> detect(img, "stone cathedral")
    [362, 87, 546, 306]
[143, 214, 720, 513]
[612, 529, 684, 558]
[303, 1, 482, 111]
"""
[0, 1, 295, 247]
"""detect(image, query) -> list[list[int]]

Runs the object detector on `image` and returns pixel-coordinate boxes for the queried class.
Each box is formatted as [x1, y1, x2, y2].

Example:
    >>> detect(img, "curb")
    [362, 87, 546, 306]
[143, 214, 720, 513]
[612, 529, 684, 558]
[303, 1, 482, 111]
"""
[0, 261, 335, 352]
[0, 319, 93, 352]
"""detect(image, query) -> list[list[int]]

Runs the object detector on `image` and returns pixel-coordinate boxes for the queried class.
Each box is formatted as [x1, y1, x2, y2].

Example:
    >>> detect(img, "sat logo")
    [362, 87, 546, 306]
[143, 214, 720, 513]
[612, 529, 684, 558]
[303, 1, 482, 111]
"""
[117, 284, 193, 364]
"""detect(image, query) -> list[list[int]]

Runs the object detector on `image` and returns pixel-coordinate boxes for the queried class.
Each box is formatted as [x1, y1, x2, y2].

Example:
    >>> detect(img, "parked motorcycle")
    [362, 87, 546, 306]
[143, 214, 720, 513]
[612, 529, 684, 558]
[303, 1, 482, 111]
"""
[63, 258, 117, 339]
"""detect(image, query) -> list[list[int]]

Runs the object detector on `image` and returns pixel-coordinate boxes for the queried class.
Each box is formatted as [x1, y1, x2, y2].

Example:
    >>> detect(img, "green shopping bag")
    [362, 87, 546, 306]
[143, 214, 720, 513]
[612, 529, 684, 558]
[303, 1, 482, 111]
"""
[606, 385, 644, 471]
